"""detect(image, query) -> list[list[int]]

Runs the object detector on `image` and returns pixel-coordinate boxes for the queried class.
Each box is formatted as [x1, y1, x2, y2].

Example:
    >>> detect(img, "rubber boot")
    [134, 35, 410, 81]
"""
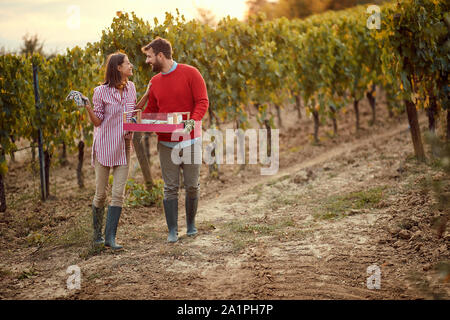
[92, 205, 105, 245]
[104, 206, 123, 250]
[186, 197, 198, 236]
[163, 198, 178, 243]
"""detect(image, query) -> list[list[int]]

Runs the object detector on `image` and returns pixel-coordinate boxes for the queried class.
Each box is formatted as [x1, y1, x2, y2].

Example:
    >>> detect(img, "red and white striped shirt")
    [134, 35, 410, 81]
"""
[91, 81, 136, 167]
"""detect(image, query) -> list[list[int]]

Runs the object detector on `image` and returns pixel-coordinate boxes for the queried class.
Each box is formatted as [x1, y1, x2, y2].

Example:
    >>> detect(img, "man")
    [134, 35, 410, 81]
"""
[141, 37, 209, 243]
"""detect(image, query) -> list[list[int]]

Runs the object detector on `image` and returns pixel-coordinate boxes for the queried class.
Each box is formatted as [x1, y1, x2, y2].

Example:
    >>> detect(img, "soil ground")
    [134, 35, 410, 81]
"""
[0, 94, 449, 300]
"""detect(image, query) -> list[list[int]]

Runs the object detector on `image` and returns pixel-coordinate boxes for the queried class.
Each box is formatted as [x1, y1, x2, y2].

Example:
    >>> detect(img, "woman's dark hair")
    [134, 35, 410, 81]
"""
[103, 52, 127, 88]
[141, 37, 172, 59]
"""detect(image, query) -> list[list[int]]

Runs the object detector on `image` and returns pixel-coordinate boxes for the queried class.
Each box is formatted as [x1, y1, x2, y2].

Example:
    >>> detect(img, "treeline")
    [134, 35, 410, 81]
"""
[245, 0, 387, 20]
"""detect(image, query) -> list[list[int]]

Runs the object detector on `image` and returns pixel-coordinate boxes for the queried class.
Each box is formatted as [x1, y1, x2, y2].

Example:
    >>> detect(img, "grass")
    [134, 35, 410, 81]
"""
[246, 175, 290, 199]
[327, 172, 338, 179]
[141, 230, 162, 241]
[227, 220, 273, 235]
[8, 191, 38, 210]
[229, 237, 257, 252]
[26, 231, 50, 247]
[245, 180, 303, 217]
[220, 217, 297, 252]
[197, 221, 217, 233]
[158, 246, 186, 258]
[17, 267, 39, 280]
[314, 186, 386, 220]
[0, 267, 13, 278]
[378, 154, 397, 161]
[79, 244, 105, 260]
[289, 146, 302, 153]
[86, 272, 103, 281]
[266, 193, 299, 211]
[132, 223, 164, 241]
[53, 210, 92, 248]
[246, 183, 264, 200]
[325, 130, 337, 139]
[267, 175, 290, 186]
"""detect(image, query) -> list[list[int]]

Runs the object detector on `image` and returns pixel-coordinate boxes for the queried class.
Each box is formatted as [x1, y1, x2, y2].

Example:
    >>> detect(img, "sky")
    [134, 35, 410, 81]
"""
[0, 0, 249, 54]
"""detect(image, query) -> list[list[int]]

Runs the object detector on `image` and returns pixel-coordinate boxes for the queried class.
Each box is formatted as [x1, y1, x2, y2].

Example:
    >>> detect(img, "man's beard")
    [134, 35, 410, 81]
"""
[151, 60, 163, 73]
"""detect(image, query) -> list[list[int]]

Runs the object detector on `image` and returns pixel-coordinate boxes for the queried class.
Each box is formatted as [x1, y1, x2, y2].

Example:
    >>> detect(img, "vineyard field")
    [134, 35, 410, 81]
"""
[0, 0, 449, 302]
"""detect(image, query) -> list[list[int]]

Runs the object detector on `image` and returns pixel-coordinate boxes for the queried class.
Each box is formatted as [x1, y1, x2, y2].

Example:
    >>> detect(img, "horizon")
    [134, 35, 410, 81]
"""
[0, 0, 249, 54]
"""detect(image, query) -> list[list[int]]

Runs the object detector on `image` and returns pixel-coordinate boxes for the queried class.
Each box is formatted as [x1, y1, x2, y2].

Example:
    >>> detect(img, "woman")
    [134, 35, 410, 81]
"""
[84, 52, 148, 250]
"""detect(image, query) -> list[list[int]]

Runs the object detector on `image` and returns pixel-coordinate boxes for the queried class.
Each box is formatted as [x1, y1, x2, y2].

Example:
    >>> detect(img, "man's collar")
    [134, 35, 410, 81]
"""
[162, 61, 178, 75]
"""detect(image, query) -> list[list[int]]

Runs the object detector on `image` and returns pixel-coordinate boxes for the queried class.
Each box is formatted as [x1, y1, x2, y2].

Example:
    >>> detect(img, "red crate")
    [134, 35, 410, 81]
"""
[123, 110, 201, 135]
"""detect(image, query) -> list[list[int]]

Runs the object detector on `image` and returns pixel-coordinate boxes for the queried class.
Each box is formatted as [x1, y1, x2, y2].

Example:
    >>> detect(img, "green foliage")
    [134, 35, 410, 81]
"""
[17, 267, 38, 280]
[377, 0, 449, 109]
[125, 178, 164, 207]
[0, 54, 35, 159]
[0, 0, 448, 176]
[315, 186, 386, 220]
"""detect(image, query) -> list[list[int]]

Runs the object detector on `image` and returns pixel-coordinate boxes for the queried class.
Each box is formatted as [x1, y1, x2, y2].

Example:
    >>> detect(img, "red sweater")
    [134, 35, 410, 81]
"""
[143, 63, 209, 142]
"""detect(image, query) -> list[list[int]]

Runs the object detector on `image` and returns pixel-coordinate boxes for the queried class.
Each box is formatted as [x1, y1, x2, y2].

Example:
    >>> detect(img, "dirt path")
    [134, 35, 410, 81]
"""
[198, 120, 413, 222]
[1, 104, 449, 300]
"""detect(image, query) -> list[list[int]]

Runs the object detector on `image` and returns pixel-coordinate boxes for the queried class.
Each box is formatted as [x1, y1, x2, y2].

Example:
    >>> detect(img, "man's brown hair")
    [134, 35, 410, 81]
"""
[141, 37, 172, 59]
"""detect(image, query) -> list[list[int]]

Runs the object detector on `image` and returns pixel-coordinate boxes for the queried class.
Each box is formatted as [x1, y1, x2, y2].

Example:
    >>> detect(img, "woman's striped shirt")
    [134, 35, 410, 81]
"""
[91, 81, 136, 167]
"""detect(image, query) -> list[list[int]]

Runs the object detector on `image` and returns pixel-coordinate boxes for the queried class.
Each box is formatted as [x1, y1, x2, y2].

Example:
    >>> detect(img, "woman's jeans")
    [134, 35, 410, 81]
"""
[93, 140, 131, 208]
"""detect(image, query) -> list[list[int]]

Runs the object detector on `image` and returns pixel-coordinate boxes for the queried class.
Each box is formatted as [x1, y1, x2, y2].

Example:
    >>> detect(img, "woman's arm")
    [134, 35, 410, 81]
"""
[83, 98, 102, 127]
[83, 88, 104, 127]
[136, 82, 151, 110]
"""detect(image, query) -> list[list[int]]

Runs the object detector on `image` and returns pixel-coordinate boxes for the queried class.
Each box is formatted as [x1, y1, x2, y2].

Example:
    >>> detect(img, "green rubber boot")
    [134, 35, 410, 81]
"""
[186, 197, 198, 236]
[163, 199, 178, 243]
[104, 206, 123, 250]
[92, 205, 105, 245]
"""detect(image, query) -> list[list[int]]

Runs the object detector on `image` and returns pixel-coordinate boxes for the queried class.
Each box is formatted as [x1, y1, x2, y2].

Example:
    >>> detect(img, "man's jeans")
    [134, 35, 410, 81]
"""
[158, 140, 202, 201]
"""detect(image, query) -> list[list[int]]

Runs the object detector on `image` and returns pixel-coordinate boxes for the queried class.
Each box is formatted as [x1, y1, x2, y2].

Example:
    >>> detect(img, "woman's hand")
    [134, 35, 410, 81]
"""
[124, 132, 133, 140]
[145, 82, 151, 95]
[82, 96, 102, 127]
[81, 95, 91, 107]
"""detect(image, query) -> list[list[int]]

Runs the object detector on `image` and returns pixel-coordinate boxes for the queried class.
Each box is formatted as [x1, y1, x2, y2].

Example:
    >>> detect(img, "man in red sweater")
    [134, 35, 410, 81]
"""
[141, 37, 209, 243]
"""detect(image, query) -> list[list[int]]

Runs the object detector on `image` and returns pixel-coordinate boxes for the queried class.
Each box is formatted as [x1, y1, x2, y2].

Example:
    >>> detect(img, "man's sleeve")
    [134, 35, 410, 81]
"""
[143, 81, 158, 114]
[190, 68, 209, 121]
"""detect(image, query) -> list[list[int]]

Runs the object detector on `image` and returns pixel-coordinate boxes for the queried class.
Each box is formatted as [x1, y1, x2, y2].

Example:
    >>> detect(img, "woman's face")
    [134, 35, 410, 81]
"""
[118, 56, 133, 78]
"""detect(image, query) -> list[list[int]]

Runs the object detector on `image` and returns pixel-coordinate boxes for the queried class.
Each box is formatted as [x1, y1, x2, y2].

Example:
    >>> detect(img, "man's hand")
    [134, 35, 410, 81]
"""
[182, 119, 195, 134]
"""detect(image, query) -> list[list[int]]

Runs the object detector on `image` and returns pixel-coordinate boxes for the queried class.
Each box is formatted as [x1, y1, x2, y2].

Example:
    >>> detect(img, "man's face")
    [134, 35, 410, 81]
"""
[145, 48, 163, 73]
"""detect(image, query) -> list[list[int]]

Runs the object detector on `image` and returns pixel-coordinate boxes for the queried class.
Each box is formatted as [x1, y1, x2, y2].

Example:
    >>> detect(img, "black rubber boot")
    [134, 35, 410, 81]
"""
[92, 205, 105, 245]
[163, 199, 178, 243]
[186, 197, 198, 236]
[104, 206, 123, 250]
